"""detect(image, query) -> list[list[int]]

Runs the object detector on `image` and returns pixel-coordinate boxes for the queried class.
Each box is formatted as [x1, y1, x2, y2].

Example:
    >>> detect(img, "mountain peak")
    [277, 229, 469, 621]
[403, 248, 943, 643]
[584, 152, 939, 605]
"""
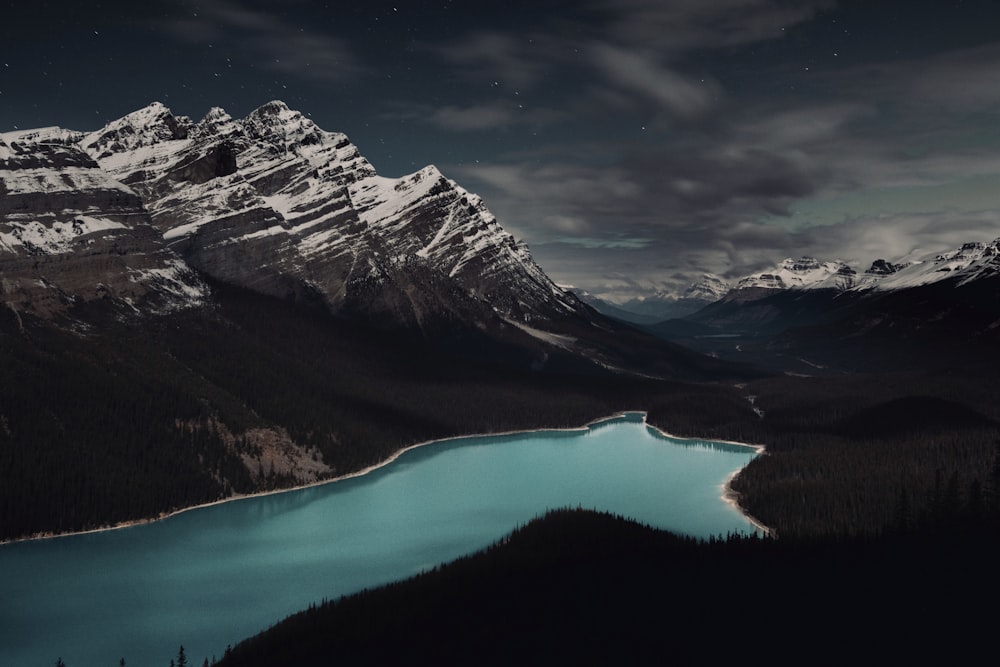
[193, 106, 239, 141]
[866, 259, 903, 276]
[779, 257, 828, 273]
[243, 100, 325, 150]
[254, 100, 291, 115]
[733, 256, 855, 294]
[201, 106, 231, 121]
[683, 274, 730, 301]
[115, 101, 178, 129]
[83, 102, 190, 159]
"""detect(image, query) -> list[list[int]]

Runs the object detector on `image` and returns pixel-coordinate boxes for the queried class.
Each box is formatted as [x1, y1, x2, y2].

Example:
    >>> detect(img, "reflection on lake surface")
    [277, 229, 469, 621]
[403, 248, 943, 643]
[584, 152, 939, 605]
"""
[0, 412, 759, 666]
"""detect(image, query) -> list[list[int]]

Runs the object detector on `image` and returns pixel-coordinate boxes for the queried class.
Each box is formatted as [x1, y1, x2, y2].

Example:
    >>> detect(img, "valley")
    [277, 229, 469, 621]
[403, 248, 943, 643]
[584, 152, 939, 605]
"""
[3, 100, 1000, 666]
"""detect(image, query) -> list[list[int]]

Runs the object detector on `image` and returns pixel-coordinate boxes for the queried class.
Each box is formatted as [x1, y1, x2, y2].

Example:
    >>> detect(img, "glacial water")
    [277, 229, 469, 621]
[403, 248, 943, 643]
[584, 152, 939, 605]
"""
[0, 413, 759, 666]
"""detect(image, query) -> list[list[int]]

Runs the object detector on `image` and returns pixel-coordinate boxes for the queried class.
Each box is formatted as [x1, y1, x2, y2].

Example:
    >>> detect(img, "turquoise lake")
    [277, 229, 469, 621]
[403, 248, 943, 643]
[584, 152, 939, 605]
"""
[0, 413, 760, 666]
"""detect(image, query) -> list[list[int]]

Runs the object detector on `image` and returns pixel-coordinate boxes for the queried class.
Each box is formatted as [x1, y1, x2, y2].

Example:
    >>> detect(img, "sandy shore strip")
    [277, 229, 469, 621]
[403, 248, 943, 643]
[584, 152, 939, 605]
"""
[641, 417, 771, 537]
[2, 410, 770, 544]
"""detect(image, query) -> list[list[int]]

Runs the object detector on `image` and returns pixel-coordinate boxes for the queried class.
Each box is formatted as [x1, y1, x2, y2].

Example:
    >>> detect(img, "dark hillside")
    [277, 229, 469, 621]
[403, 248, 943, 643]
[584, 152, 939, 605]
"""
[213, 509, 999, 667]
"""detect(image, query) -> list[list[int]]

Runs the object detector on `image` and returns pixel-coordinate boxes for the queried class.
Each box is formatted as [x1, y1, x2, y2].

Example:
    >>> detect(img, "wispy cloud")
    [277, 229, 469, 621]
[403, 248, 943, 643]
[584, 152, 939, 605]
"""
[427, 101, 562, 132]
[597, 0, 837, 53]
[162, 0, 364, 83]
[588, 44, 721, 118]
[379, 99, 562, 132]
[435, 31, 555, 90]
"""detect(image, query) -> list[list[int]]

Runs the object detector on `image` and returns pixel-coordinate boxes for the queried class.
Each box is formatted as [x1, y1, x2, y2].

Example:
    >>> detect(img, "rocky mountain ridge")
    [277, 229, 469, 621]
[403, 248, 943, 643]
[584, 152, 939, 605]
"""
[2, 101, 585, 334]
[647, 236, 1000, 374]
[724, 239, 1000, 302]
[74, 100, 581, 331]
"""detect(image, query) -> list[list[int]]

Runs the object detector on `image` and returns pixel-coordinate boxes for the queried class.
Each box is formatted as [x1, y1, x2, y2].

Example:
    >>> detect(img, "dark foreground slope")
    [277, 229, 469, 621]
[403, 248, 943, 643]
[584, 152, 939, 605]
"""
[214, 509, 1000, 667]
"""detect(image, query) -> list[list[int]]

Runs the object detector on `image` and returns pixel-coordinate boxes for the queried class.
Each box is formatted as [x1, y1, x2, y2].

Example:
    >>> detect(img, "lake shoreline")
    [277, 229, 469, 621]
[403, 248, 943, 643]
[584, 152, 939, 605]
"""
[641, 420, 771, 537]
[1, 411, 769, 545]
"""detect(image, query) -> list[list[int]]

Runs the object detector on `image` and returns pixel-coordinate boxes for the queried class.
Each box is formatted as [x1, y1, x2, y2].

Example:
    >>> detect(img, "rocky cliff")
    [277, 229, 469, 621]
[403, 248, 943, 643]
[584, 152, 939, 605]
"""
[0, 126, 206, 321]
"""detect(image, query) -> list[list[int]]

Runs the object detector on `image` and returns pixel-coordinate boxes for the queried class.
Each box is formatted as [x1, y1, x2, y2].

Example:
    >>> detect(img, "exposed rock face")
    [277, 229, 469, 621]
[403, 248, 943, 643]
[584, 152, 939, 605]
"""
[78, 101, 583, 331]
[682, 274, 730, 302]
[0, 128, 207, 319]
[866, 259, 904, 276]
[733, 257, 854, 292]
[855, 239, 1000, 290]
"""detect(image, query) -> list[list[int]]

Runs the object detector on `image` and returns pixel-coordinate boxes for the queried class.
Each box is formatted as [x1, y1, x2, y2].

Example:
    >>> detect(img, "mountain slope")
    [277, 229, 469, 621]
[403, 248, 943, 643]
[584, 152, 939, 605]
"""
[0, 126, 207, 320]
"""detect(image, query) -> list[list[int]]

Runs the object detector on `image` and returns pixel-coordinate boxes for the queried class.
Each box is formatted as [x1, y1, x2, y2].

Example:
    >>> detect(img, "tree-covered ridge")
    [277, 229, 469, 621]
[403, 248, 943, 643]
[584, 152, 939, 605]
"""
[652, 372, 1000, 538]
[210, 508, 999, 667]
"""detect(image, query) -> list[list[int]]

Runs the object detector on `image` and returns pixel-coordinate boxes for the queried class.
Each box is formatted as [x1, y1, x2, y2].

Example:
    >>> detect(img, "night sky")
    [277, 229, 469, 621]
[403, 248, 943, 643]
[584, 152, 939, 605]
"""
[4, 0, 1000, 301]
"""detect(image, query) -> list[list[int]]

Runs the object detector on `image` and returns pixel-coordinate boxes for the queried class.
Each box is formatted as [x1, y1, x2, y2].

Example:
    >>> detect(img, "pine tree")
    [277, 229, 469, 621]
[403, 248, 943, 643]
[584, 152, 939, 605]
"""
[177, 645, 187, 667]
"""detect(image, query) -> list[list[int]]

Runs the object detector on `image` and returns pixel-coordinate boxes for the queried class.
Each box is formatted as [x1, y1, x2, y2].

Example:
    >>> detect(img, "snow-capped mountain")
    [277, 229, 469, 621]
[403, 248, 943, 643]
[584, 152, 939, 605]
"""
[682, 274, 731, 302]
[75, 100, 581, 330]
[575, 275, 731, 324]
[621, 275, 732, 321]
[727, 257, 857, 300]
[725, 240, 1000, 301]
[856, 240, 1000, 291]
[652, 236, 1000, 374]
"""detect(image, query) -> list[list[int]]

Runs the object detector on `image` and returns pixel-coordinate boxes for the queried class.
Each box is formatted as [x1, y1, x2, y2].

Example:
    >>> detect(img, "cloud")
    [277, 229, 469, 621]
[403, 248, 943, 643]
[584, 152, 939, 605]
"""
[448, 137, 833, 297]
[794, 209, 1000, 266]
[162, 0, 364, 83]
[435, 31, 554, 90]
[426, 101, 562, 132]
[589, 44, 721, 118]
[841, 42, 1000, 115]
[735, 103, 875, 150]
[593, 0, 837, 54]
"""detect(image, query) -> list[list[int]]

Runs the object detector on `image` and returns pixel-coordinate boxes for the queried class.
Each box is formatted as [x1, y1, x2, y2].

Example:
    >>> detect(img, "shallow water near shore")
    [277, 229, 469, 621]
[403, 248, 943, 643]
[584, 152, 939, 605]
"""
[0, 413, 759, 666]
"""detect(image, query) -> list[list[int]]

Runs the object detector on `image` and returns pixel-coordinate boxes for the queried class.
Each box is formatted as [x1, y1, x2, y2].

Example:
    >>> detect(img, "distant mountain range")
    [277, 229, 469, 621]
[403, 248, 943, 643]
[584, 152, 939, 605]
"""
[582, 240, 1000, 324]
[643, 239, 1000, 373]
[575, 274, 731, 324]
[726, 241, 999, 297]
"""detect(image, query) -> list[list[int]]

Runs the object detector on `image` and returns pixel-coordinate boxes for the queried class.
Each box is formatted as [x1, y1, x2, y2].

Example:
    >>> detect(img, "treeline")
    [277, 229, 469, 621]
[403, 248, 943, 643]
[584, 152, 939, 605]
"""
[0, 310, 257, 540]
[210, 508, 1000, 666]
[645, 370, 1000, 538]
